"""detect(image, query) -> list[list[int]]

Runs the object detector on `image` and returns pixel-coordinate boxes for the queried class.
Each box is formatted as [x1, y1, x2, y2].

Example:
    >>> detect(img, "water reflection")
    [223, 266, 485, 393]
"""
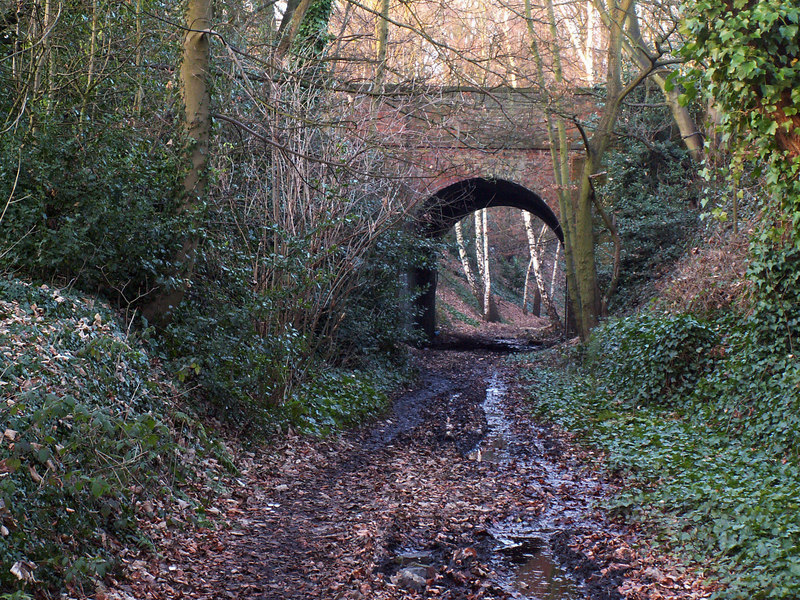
[475, 370, 582, 599]
[514, 551, 579, 599]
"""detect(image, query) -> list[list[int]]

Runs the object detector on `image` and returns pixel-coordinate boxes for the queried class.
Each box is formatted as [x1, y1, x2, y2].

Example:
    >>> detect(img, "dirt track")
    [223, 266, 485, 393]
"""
[106, 346, 710, 600]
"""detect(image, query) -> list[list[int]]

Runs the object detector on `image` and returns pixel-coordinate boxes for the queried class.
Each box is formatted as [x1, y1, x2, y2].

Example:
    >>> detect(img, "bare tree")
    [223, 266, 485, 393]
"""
[454, 218, 480, 301]
[621, 1, 703, 161]
[473, 208, 500, 322]
[522, 213, 559, 322]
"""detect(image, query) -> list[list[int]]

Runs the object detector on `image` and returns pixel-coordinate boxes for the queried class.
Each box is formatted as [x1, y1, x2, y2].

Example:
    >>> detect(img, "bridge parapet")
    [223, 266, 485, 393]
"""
[366, 87, 593, 215]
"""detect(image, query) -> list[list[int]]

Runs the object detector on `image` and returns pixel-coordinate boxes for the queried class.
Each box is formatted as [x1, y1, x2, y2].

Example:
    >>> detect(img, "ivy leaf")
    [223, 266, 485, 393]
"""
[91, 477, 108, 498]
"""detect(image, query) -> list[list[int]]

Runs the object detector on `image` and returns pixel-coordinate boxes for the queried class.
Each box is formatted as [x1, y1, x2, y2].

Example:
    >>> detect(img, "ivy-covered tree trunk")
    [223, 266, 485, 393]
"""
[528, 0, 652, 338]
[529, 0, 593, 337]
[143, 0, 212, 322]
[683, 0, 800, 247]
[570, 0, 637, 336]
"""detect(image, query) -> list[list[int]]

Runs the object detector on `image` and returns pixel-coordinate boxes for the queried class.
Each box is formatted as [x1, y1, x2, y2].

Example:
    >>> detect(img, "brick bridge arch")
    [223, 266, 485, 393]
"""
[409, 177, 564, 339]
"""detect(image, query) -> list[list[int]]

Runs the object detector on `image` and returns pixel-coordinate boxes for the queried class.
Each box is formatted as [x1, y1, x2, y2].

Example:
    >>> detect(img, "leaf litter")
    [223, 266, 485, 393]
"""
[102, 347, 714, 600]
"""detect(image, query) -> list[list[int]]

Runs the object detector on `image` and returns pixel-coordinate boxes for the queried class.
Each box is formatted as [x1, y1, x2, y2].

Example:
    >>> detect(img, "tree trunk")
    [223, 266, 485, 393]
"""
[573, 155, 601, 336]
[623, 2, 703, 161]
[571, 0, 642, 336]
[561, 0, 596, 84]
[454, 219, 481, 304]
[474, 209, 500, 322]
[522, 212, 559, 322]
[533, 0, 643, 339]
[134, 0, 143, 113]
[531, 283, 541, 317]
[374, 0, 390, 89]
[522, 256, 532, 315]
[533, 0, 587, 336]
[142, 0, 212, 323]
[277, 0, 301, 37]
[480, 210, 491, 319]
[474, 209, 486, 314]
[275, 0, 313, 58]
[80, 0, 99, 128]
[550, 240, 561, 300]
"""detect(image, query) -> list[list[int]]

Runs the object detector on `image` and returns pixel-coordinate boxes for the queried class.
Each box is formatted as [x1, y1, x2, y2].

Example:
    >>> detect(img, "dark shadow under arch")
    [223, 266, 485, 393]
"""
[409, 177, 564, 340]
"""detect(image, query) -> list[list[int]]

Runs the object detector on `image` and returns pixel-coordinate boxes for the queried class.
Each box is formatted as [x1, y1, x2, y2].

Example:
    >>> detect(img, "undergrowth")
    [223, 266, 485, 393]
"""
[438, 301, 481, 329]
[522, 246, 800, 599]
[0, 278, 231, 598]
[279, 367, 401, 436]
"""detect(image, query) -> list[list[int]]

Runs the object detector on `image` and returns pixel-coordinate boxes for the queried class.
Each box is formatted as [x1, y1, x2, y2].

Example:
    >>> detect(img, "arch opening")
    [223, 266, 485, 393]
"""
[409, 177, 564, 340]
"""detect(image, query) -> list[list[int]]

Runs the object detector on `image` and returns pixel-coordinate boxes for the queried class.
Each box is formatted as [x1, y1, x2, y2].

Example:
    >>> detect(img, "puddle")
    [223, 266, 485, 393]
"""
[492, 337, 543, 353]
[513, 550, 579, 599]
[432, 335, 546, 353]
[468, 373, 509, 463]
[472, 370, 584, 599]
[489, 527, 581, 600]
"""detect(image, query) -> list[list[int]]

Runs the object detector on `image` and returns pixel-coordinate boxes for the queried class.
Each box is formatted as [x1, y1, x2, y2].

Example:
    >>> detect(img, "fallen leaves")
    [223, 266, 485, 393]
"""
[10, 560, 37, 583]
[99, 349, 712, 600]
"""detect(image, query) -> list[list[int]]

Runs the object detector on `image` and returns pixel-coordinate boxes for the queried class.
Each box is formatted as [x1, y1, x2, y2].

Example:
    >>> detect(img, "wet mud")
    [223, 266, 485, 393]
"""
[111, 337, 657, 600]
[466, 368, 617, 600]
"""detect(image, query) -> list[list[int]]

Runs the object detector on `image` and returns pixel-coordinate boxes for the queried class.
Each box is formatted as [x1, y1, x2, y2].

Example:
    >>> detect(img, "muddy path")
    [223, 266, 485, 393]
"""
[110, 347, 708, 600]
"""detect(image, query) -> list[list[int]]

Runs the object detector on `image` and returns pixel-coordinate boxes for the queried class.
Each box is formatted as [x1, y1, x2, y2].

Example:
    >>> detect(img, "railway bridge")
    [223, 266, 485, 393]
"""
[370, 87, 590, 337]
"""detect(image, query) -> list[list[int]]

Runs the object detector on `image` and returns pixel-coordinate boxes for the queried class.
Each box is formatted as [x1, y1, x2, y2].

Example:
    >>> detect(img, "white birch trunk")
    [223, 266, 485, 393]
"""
[550, 240, 561, 301]
[455, 219, 480, 302]
[523, 213, 559, 323]
[481, 209, 492, 319]
[522, 256, 532, 315]
[474, 209, 486, 314]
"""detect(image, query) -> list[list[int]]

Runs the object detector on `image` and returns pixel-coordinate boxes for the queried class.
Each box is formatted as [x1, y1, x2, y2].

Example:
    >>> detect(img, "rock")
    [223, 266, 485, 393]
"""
[643, 566, 664, 582]
[390, 567, 428, 591]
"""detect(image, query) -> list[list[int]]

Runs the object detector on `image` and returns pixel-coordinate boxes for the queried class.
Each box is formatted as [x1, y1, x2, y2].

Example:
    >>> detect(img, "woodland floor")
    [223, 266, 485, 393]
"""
[103, 340, 713, 600]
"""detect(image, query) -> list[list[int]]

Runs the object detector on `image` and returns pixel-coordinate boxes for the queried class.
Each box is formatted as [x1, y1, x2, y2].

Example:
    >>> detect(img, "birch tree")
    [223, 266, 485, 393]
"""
[560, 0, 598, 84]
[522, 213, 560, 322]
[454, 219, 480, 301]
[474, 209, 500, 322]
[550, 240, 561, 302]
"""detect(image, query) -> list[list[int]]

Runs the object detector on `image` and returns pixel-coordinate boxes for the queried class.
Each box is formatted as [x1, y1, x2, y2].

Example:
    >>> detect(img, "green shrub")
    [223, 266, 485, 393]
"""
[747, 242, 800, 356]
[525, 300, 800, 599]
[0, 123, 184, 308]
[281, 368, 394, 435]
[596, 94, 700, 307]
[0, 279, 223, 595]
[330, 228, 429, 364]
[0, 0, 183, 312]
[163, 221, 424, 434]
[681, 0, 800, 247]
[584, 312, 719, 408]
